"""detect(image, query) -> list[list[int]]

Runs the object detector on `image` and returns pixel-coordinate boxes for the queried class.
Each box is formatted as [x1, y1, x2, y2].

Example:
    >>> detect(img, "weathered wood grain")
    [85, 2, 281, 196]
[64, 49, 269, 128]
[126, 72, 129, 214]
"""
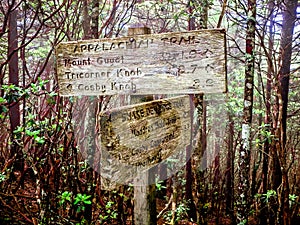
[56, 29, 227, 96]
[98, 95, 191, 173]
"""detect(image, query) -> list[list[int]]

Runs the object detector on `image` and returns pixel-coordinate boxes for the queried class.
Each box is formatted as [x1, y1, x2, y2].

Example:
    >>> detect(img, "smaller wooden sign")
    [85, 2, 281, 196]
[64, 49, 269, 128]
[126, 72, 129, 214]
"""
[99, 95, 191, 170]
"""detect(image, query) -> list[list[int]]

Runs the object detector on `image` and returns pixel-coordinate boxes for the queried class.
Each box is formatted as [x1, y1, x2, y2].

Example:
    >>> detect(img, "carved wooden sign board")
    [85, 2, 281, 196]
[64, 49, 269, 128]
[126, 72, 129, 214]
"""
[99, 95, 191, 173]
[55, 29, 227, 96]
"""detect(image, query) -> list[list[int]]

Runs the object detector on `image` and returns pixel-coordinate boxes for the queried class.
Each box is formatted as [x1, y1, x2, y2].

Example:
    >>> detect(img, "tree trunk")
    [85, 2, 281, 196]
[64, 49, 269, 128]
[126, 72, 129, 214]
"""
[8, 5, 20, 134]
[82, 0, 91, 39]
[260, 2, 275, 224]
[226, 117, 235, 224]
[237, 0, 256, 224]
[187, 1, 208, 222]
[91, 0, 99, 38]
[278, 0, 297, 148]
[8, 3, 21, 176]
[81, 1, 100, 222]
[276, 1, 298, 224]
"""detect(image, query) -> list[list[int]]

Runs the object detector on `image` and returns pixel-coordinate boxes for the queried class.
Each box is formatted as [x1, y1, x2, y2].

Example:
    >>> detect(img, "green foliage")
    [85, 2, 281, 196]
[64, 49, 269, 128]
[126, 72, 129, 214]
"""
[254, 123, 276, 147]
[0, 172, 6, 183]
[237, 219, 248, 225]
[75, 218, 88, 225]
[0, 0, 299, 224]
[59, 191, 72, 206]
[1, 84, 29, 104]
[256, 190, 299, 210]
[98, 200, 118, 223]
[58, 191, 92, 213]
[156, 180, 166, 191]
[0, 97, 6, 104]
[262, 190, 276, 203]
[74, 193, 92, 212]
[254, 189, 276, 204]
[7, 78, 59, 145]
[26, 129, 45, 144]
[13, 111, 46, 145]
[27, 42, 51, 60]
[226, 69, 245, 117]
[104, 201, 117, 219]
[0, 97, 8, 119]
[1, 78, 52, 103]
[289, 194, 298, 207]
[163, 201, 189, 223]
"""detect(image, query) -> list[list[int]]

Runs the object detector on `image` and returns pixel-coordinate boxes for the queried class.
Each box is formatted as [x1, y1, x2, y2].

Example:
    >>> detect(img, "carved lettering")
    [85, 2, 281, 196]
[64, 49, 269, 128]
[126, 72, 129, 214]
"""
[78, 83, 106, 93]
[65, 71, 110, 79]
[97, 56, 124, 65]
[64, 58, 91, 67]
[73, 38, 154, 53]
[117, 68, 142, 77]
[111, 81, 137, 92]
[161, 35, 195, 45]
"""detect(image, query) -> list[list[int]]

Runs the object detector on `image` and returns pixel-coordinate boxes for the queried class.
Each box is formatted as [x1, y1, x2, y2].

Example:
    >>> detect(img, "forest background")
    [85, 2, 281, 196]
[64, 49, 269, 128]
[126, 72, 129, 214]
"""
[0, 0, 300, 225]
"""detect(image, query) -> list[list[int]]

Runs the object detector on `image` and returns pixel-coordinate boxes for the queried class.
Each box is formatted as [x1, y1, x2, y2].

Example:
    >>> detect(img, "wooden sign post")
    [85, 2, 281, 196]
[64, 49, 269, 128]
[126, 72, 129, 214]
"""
[128, 26, 156, 225]
[55, 26, 227, 225]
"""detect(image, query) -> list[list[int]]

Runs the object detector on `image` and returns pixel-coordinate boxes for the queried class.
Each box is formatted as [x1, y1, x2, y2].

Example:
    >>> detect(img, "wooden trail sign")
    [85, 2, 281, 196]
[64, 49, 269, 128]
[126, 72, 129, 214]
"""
[99, 95, 191, 171]
[56, 29, 227, 96]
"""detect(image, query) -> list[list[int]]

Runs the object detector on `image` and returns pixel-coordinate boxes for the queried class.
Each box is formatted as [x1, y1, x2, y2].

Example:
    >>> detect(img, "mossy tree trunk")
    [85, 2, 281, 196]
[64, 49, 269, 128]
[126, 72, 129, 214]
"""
[237, 0, 256, 224]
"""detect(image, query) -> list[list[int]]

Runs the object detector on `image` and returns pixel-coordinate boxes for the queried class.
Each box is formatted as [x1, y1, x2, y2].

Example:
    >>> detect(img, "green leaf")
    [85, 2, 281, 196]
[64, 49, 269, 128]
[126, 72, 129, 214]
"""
[84, 200, 91, 204]
[13, 126, 24, 134]
[35, 136, 45, 144]
[58, 191, 72, 206]
[0, 97, 6, 104]
[0, 105, 8, 113]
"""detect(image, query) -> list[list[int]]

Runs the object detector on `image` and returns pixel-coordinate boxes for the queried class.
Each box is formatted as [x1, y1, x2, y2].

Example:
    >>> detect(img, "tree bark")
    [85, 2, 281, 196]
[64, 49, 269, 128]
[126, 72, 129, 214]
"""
[8, 2, 21, 175]
[276, 1, 298, 224]
[82, 0, 91, 39]
[278, 0, 297, 149]
[81, 1, 100, 222]
[237, 0, 256, 224]
[91, 0, 99, 38]
[8, 4, 20, 134]
[261, 2, 275, 224]
[187, 1, 208, 222]
[226, 117, 235, 224]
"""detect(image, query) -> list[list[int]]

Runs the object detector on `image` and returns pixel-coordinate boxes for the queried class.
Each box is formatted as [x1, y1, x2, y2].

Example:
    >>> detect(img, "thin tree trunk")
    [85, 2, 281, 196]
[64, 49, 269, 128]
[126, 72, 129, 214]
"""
[226, 116, 235, 224]
[186, 2, 198, 221]
[91, 0, 99, 38]
[8, 3, 21, 177]
[81, 1, 100, 222]
[8, 5, 20, 134]
[196, 95, 208, 225]
[261, 2, 275, 224]
[82, 0, 91, 39]
[187, 1, 208, 222]
[171, 176, 178, 225]
[237, 0, 256, 224]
